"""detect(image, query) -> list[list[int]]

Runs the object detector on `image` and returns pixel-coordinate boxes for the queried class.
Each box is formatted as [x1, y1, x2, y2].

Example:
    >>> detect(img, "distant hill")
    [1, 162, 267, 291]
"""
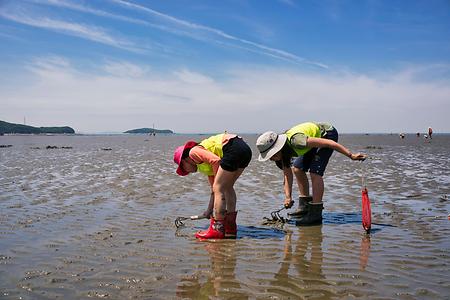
[0, 120, 75, 134]
[124, 128, 174, 134]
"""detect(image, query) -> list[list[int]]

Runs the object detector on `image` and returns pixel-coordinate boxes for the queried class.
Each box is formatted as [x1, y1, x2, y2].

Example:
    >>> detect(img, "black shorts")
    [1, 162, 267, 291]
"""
[220, 137, 252, 172]
[292, 128, 338, 176]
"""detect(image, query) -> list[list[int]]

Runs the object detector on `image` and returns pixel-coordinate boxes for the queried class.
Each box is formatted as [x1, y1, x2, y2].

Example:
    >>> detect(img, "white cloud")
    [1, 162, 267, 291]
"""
[1, 57, 449, 133]
[173, 69, 214, 84]
[103, 61, 149, 78]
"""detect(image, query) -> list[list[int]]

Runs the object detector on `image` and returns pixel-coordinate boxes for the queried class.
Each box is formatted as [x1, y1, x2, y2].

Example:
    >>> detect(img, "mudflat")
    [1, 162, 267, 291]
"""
[1, 134, 449, 299]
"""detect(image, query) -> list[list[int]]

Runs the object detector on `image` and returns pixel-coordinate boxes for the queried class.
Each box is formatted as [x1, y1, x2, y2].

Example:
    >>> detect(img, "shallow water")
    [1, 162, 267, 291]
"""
[0, 134, 449, 299]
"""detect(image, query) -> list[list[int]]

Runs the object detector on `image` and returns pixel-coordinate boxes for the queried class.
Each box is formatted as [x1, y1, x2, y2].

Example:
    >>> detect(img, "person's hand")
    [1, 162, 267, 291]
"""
[350, 152, 367, 161]
[284, 198, 295, 209]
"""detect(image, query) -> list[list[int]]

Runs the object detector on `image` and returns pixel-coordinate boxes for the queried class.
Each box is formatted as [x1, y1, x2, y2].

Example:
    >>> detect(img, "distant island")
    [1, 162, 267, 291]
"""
[124, 128, 174, 134]
[0, 120, 75, 134]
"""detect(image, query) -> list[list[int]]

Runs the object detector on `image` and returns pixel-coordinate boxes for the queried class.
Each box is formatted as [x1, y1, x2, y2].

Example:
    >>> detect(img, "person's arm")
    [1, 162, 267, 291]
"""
[190, 147, 220, 217]
[189, 146, 221, 174]
[207, 175, 215, 187]
[282, 166, 295, 208]
[203, 190, 214, 218]
[306, 137, 367, 160]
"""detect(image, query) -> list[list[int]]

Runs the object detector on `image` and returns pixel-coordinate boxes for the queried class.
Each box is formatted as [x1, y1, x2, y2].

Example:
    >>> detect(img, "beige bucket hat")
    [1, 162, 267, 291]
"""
[256, 131, 287, 161]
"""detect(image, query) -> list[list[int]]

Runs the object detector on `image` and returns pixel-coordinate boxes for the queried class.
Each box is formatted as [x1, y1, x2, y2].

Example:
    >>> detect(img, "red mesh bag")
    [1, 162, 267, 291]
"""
[362, 187, 372, 233]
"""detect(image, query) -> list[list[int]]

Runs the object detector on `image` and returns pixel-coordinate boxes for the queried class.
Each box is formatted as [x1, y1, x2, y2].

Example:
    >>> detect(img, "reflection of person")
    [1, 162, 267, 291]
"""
[273, 227, 325, 291]
[174, 133, 252, 239]
[256, 122, 366, 225]
[176, 241, 247, 299]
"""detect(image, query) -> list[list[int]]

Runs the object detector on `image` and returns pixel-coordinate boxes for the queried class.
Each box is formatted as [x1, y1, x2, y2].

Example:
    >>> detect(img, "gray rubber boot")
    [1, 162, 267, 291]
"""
[295, 202, 323, 226]
[287, 196, 312, 217]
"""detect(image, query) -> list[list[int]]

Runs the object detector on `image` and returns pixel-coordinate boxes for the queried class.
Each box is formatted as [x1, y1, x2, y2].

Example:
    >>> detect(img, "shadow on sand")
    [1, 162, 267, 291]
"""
[176, 212, 395, 239]
[291, 212, 395, 233]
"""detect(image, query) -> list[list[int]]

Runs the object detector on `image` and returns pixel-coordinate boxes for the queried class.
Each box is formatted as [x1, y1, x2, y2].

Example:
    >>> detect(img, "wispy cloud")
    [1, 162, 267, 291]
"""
[0, 5, 147, 53]
[35, 0, 150, 26]
[278, 0, 297, 7]
[173, 69, 214, 84]
[0, 29, 25, 42]
[102, 61, 149, 78]
[20, 0, 328, 68]
[35, 0, 217, 50]
[108, 0, 328, 68]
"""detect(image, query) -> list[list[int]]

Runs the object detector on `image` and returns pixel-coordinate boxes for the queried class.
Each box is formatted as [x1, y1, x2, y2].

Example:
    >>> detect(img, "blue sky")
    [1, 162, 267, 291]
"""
[1, 0, 449, 133]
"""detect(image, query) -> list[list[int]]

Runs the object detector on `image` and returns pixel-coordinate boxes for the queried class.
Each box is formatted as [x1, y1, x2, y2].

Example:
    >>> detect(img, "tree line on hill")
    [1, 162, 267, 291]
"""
[124, 128, 173, 134]
[0, 120, 174, 135]
[0, 120, 75, 134]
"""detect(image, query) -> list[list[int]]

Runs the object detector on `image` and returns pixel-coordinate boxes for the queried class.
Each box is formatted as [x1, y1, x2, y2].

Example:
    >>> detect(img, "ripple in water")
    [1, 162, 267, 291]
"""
[0, 134, 449, 299]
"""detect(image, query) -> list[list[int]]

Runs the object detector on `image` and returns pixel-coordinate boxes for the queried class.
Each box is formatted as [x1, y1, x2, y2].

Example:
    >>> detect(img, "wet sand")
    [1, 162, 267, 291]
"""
[1, 134, 449, 299]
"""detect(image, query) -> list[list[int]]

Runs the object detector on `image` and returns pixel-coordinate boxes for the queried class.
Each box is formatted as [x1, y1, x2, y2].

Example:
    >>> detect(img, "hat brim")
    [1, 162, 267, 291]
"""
[258, 134, 287, 162]
[175, 140, 197, 176]
[176, 166, 189, 176]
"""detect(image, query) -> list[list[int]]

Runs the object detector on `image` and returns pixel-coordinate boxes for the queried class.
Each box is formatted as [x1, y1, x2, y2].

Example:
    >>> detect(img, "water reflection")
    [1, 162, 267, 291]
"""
[176, 240, 248, 299]
[267, 226, 334, 298]
[360, 234, 371, 271]
[277, 226, 324, 281]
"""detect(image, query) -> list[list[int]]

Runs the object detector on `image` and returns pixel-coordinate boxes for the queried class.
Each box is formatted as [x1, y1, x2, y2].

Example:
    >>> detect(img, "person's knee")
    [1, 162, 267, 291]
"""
[292, 166, 301, 174]
[310, 172, 323, 181]
[213, 181, 233, 196]
[292, 167, 306, 180]
[212, 182, 225, 195]
[230, 169, 244, 184]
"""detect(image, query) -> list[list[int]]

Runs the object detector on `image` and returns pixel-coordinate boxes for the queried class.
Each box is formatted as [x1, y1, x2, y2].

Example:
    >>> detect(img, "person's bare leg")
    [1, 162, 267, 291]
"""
[216, 168, 245, 238]
[224, 168, 244, 212]
[310, 173, 324, 203]
[213, 167, 241, 219]
[226, 188, 237, 213]
[293, 167, 310, 196]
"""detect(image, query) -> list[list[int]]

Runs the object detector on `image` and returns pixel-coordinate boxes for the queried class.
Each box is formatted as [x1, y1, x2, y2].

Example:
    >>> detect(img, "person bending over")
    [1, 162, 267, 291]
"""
[174, 133, 252, 239]
[256, 122, 366, 225]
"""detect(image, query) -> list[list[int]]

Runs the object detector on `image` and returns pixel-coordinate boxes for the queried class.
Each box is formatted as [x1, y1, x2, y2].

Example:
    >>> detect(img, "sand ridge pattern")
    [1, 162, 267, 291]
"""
[0, 134, 449, 299]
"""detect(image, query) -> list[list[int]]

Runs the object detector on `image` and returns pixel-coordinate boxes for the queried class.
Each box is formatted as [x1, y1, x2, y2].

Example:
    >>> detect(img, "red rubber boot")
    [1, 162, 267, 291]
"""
[195, 217, 225, 239]
[225, 211, 238, 238]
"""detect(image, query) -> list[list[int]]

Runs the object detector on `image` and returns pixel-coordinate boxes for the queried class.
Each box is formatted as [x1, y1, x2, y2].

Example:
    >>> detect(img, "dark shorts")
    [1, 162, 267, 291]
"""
[292, 128, 338, 176]
[220, 137, 252, 172]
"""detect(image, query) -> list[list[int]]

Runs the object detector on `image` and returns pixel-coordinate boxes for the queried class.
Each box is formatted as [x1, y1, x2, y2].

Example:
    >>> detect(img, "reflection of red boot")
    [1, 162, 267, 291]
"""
[225, 211, 238, 238]
[195, 217, 225, 239]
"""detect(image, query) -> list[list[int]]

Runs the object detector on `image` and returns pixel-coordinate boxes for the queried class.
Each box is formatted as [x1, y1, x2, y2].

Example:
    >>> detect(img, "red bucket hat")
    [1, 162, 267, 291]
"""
[173, 140, 197, 176]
